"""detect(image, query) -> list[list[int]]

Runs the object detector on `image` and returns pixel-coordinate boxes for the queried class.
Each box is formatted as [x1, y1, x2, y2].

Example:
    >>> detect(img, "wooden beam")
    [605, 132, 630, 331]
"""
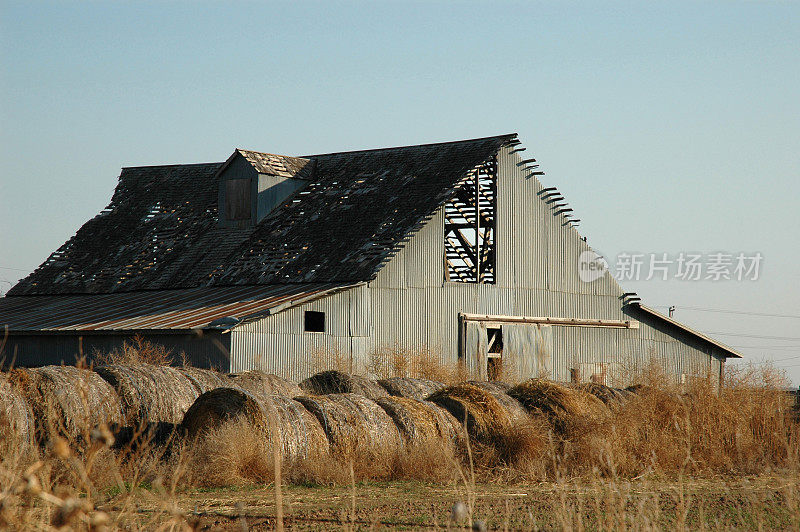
[460, 312, 640, 329]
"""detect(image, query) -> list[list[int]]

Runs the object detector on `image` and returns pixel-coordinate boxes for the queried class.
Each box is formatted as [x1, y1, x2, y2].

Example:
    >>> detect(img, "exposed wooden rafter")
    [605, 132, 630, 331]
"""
[444, 157, 497, 283]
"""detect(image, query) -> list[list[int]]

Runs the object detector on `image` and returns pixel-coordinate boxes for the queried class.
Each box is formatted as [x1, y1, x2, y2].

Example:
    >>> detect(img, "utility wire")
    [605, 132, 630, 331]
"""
[768, 353, 800, 363]
[730, 345, 800, 351]
[701, 331, 800, 341]
[653, 304, 800, 320]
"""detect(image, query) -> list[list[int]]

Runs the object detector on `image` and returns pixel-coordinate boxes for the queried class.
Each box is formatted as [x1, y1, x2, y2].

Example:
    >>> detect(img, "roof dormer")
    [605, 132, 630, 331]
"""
[217, 149, 314, 228]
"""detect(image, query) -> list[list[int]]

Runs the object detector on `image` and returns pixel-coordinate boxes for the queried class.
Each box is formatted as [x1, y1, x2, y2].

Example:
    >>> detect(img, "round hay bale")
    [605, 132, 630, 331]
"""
[428, 384, 517, 443]
[466, 380, 529, 423]
[573, 382, 628, 410]
[182, 388, 329, 462]
[468, 380, 512, 393]
[8, 366, 123, 438]
[229, 371, 302, 400]
[179, 367, 232, 394]
[378, 377, 446, 400]
[296, 393, 402, 457]
[262, 394, 330, 462]
[375, 396, 462, 446]
[0, 372, 35, 449]
[507, 379, 610, 434]
[300, 371, 388, 401]
[182, 387, 266, 439]
[96, 364, 199, 425]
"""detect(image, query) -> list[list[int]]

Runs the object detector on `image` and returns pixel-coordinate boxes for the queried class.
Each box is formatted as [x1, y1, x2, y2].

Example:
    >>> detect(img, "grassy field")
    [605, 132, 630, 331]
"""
[15, 474, 800, 530]
[1, 347, 799, 530]
[173, 475, 800, 530]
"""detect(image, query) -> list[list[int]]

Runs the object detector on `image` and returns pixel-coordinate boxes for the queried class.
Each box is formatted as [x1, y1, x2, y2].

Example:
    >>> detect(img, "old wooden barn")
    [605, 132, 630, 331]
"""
[0, 134, 741, 385]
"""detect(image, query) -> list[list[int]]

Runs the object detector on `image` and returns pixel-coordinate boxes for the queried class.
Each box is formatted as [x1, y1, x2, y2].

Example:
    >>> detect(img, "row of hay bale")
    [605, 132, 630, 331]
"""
[0, 364, 303, 450]
[180, 386, 464, 465]
[1, 362, 647, 469]
[178, 372, 543, 466]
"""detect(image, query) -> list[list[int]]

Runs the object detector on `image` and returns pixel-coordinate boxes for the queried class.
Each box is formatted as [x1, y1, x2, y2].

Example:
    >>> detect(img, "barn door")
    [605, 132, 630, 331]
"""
[462, 320, 488, 379]
[501, 323, 553, 379]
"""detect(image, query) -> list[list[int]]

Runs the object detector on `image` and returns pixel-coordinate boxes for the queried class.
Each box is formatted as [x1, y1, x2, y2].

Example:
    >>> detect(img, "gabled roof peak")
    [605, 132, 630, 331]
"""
[217, 149, 314, 180]
[10, 134, 513, 295]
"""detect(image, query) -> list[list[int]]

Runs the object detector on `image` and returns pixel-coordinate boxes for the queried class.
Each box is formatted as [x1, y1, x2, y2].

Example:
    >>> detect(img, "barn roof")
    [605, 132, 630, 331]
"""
[8, 134, 517, 296]
[630, 304, 743, 359]
[0, 283, 356, 332]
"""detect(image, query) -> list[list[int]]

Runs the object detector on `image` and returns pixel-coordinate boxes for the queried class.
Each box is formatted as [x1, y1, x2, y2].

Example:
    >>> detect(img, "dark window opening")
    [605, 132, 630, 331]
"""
[487, 327, 503, 380]
[304, 310, 325, 333]
[225, 178, 251, 221]
[487, 327, 503, 353]
[444, 157, 497, 283]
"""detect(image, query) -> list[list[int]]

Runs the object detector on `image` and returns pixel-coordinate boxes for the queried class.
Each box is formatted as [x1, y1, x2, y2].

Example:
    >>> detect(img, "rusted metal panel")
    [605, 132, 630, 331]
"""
[503, 323, 552, 379]
[0, 283, 355, 332]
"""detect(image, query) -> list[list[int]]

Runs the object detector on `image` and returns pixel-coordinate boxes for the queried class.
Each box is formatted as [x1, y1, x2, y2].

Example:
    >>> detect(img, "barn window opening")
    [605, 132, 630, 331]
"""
[444, 157, 496, 283]
[225, 178, 251, 221]
[304, 310, 325, 333]
[487, 327, 503, 380]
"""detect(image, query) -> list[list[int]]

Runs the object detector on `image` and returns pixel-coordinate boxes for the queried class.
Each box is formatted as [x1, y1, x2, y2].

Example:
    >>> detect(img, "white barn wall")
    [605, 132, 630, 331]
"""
[231, 144, 724, 384]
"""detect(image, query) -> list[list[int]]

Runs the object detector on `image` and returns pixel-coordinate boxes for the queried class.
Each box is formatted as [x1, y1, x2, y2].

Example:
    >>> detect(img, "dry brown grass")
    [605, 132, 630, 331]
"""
[93, 335, 181, 366]
[368, 345, 470, 384]
[0, 372, 35, 452]
[595, 363, 800, 477]
[1, 358, 798, 529]
[178, 366, 231, 394]
[185, 416, 277, 487]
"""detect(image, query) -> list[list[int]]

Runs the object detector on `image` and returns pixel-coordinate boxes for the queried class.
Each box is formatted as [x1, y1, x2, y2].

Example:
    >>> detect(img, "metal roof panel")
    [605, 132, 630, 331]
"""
[0, 283, 357, 332]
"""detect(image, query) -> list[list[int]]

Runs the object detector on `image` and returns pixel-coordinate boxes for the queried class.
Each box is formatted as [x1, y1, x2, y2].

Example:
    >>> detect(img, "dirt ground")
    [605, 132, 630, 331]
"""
[116, 473, 800, 530]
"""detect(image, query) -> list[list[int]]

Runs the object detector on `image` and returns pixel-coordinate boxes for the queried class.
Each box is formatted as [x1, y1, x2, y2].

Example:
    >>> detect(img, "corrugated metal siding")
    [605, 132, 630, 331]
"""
[228, 144, 725, 385]
[230, 289, 357, 376]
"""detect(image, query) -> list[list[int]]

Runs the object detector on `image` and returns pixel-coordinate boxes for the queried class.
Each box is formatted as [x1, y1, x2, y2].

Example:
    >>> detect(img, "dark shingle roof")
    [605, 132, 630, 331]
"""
[9, 134, 516, 295]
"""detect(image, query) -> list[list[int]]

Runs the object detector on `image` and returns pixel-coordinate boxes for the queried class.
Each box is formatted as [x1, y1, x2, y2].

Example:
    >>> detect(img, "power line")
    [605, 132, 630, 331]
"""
[0, 266, 30, 272]
[655, 305, 800, 320]
[730, 345, 800, 351]
[769, 353, 800, 363]
[702, 331, 800, 341]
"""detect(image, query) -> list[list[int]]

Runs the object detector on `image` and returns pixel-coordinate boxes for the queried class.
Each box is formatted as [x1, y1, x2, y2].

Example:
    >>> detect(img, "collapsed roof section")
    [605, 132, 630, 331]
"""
[9, 134, 517, 296]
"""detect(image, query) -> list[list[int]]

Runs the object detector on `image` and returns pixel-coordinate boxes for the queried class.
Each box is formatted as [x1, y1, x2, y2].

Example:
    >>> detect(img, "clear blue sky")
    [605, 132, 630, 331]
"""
[1, 1, 798, 382]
